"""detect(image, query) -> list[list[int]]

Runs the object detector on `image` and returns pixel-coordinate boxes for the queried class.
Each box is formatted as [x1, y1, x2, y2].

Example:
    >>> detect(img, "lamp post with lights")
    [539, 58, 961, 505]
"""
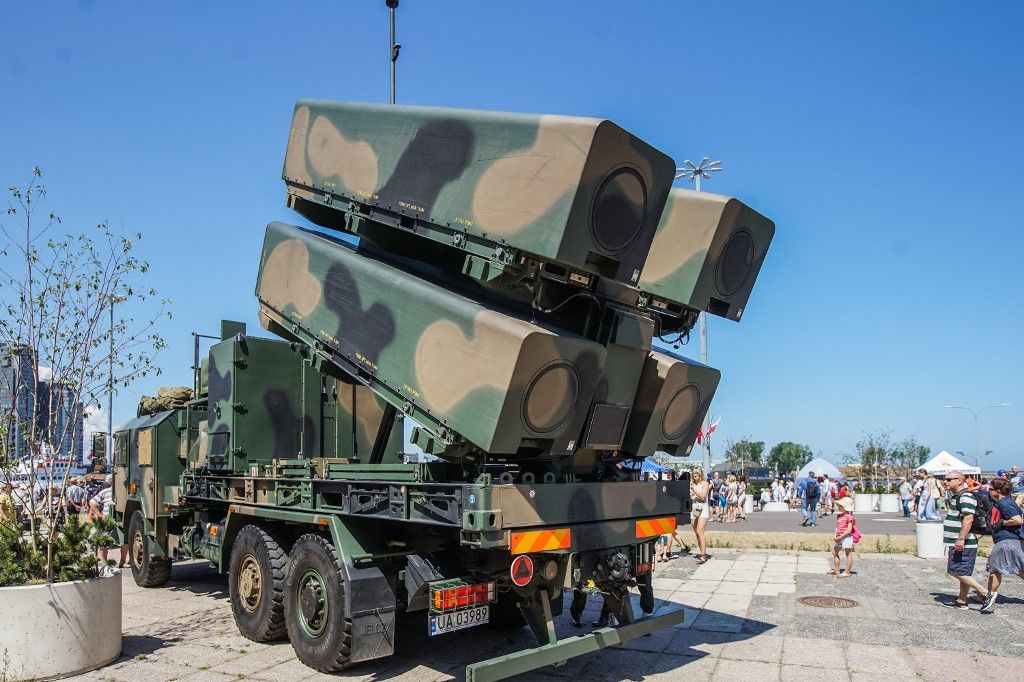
[675, 158, 722, 472]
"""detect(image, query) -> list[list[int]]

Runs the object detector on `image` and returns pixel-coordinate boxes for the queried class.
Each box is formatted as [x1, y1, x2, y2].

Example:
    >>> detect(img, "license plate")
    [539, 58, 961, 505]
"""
[428, 605, 490, 635]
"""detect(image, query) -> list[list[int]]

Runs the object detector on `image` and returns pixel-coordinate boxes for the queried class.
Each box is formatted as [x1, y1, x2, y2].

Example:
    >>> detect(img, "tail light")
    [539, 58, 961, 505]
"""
[431, 582, 496, 611]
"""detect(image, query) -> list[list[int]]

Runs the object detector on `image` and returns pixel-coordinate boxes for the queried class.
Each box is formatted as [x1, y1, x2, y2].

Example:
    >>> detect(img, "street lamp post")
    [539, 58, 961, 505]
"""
[675, 158, 722, 473]
[944, 403, 1010, 468]
[386, 0, 401, 104]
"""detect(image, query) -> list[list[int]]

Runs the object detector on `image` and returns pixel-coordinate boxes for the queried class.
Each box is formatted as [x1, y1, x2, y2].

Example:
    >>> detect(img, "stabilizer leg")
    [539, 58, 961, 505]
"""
[520, 588, 557, 646]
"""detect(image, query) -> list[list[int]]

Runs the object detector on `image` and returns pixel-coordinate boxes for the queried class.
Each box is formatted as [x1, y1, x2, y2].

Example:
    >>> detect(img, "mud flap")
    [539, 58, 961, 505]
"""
[328, 516, 397, 663]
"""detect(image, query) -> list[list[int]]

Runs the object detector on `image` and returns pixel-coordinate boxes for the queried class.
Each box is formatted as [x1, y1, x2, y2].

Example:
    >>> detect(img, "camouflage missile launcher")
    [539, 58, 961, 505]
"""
[639, 188, 775, 322]
[283, 100, 675, 292]
[622, 349, 721, 458]
[256, 220, 610, 460]
[113, 98, 777, 681]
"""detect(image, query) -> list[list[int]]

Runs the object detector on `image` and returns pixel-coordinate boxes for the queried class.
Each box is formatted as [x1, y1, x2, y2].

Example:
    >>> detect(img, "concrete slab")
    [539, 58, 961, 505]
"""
[692, 612, 744, 634]
[754, 583, 796, 596]
[845, 643, 917, 677]
[783, 663, 851, 681]
[704, 594, 752, 613]
[680, 579, 722, 592]
[651, 577, 687, 590]
[670, 591, 711, 608]
[719, 633, 784, 663]
[714, 581, 757, 596]
[648, 653, 718, 679]
[208, 644, 297, 676]
[712, 657, 781, 681]
[781, 636, 846, 667]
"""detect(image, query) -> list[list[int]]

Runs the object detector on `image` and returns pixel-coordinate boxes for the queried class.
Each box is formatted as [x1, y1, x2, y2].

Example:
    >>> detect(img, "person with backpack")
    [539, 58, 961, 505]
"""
[979, 477, 1024, 613]
[941, 472, 990, 609]
[800, 471, 820, 527]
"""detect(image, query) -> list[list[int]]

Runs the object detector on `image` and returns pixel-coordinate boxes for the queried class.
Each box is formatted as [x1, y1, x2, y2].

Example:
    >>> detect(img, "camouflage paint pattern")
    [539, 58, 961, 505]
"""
[283, 100, 676, 286]
[256, 221, 607, 457]
[620, 348, 720, 458]
[113, 409, 189, 534]
[331, 381, 390, 461]
[639, 188, 775, 321]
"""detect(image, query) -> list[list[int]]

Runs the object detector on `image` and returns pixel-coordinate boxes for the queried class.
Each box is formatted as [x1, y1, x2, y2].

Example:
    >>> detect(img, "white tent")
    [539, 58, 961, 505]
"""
[920, 450, 980, 476]
[795, 457, 845, 484]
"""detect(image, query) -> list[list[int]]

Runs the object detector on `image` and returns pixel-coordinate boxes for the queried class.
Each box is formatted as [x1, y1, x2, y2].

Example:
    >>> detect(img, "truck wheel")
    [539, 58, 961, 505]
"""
[229, 524, 289, 642]
[284, 534, 353, 672]
[488, 592, 526, 630]
[128, 510, 172, 588]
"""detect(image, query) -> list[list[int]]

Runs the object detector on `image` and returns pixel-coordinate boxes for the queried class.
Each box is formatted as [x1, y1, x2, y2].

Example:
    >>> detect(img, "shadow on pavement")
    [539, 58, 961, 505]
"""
[131, 563, 773, 680]
[121, 633, 181, 658]
[162, 561, 230, 600]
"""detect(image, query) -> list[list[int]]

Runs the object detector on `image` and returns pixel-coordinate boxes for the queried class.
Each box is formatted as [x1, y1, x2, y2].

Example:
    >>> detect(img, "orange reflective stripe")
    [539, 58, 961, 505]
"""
[635, 516, 676, 538]
[509, 528, 571, 554]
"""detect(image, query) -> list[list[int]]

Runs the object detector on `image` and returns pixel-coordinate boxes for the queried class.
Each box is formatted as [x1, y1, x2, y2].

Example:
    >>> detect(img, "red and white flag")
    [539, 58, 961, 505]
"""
[697, 417, 721, 445]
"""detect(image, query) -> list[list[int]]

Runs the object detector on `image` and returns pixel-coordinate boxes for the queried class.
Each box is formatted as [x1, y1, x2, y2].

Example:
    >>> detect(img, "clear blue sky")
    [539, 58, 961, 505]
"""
[2, 1, 1021, 468]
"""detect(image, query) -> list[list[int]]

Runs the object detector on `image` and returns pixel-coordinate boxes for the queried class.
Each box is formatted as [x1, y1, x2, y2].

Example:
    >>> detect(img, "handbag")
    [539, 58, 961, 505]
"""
[851, 526, 862, 544]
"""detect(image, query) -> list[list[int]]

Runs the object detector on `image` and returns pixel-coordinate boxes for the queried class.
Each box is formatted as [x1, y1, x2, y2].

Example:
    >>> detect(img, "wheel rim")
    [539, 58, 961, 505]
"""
[237, 553, 262, 613]
[296, 568, 328, 638]
[132, 530, 145, 569]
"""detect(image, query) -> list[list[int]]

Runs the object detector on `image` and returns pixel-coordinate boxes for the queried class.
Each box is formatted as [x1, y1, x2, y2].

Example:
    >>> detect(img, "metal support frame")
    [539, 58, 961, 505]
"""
[465, 605, 685, 682]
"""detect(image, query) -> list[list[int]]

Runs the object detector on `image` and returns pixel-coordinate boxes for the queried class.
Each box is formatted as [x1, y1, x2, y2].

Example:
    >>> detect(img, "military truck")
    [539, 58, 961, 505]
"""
[114, 101, 774, 681]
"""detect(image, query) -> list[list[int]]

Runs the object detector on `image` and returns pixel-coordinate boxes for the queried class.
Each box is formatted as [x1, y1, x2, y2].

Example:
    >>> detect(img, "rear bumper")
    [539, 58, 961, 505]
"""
[464, 605, 685, 682]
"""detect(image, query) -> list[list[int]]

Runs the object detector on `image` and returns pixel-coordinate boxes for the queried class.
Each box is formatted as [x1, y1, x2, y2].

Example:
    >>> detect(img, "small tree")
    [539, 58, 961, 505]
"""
[853, 429, 893, 489]
[723, 438, 765, 474]
[766, 441, 813, 477]
[0, 168, 169, 582]
[891, 436, 930, 476]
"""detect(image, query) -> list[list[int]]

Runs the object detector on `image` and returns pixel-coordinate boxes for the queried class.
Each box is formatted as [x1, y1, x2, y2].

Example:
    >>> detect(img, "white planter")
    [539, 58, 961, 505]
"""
[878, 494, 900, 513]
[0, 573, 122, 681]
[916, 520, 946, 559]
[743, 496, 754, 513]
[853, 494, 874, 513]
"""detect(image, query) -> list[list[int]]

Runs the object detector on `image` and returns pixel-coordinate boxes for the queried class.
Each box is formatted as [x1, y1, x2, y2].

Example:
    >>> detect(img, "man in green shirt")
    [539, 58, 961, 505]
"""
[941, 472, 989, 609]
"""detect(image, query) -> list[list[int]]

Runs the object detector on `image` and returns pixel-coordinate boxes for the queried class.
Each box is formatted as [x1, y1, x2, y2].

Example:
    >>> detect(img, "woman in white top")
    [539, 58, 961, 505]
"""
[689, 467, 711, 564]
[724, 474, 738, 522]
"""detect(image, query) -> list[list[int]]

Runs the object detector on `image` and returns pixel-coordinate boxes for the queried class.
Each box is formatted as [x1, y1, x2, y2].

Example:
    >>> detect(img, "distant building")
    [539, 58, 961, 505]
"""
[49, 381, 84, 463]
[1, 343, 38, 461]
[0, 343, 85, 465]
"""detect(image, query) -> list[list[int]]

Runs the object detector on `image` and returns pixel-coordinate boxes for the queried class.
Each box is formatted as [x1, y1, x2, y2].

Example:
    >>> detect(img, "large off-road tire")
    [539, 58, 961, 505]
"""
[228, 524, 289, 642]
[284, 534, 353, 672]
[128, 510, 172, 588]
[488, 592, 526, 630]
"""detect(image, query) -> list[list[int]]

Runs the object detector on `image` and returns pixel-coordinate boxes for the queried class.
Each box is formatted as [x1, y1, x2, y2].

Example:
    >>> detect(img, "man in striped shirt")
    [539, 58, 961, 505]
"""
[942, 472, 990, 609]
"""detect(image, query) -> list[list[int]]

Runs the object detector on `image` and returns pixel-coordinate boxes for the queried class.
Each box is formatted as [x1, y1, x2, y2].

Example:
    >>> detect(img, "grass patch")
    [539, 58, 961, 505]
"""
[700, 530, 994, 556]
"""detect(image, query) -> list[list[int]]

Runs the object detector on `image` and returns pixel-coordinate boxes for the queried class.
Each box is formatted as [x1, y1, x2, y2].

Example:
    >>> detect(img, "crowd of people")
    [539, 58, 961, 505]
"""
[0, 473, 128, 568]
[934, 467, 1024, 612]
[657, 463, 1024, 601]
[899, 465, 1024, 523]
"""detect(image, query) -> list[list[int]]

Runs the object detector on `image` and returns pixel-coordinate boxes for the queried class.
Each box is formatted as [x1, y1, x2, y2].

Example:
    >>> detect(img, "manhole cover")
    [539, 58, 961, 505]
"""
[798, 596, 859, 609]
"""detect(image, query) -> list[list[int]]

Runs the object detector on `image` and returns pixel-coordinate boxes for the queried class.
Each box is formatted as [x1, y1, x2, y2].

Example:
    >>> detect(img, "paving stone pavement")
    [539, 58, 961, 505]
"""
[60, 550, 1024, 682]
